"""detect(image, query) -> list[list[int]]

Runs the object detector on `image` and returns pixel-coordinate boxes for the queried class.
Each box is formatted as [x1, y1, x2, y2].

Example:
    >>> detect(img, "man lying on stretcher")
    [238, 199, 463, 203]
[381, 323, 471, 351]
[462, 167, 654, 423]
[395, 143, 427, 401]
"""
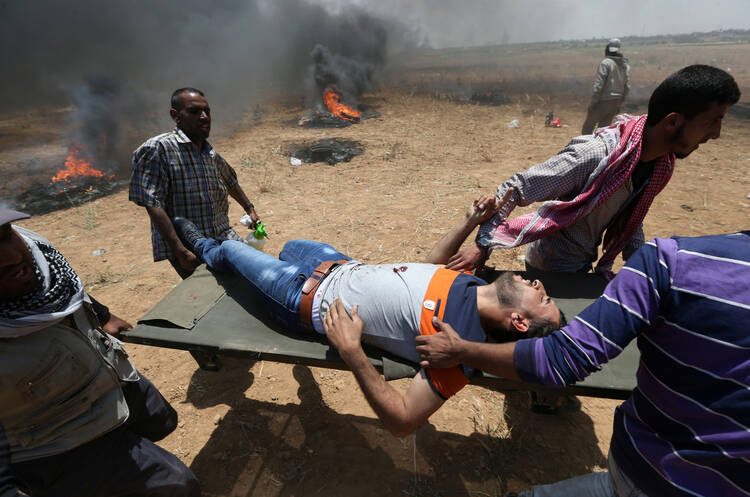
[172, 195, 563, 437]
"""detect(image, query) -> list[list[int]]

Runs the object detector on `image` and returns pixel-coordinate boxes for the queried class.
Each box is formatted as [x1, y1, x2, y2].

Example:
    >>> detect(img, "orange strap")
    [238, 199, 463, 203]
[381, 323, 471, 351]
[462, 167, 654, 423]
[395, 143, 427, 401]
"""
[420, 268, 470, 399]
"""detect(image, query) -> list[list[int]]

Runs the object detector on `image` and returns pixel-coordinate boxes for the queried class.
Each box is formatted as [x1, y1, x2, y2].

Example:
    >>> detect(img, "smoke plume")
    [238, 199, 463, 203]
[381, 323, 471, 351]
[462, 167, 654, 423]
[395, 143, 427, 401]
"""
[0, 0, 419, 198]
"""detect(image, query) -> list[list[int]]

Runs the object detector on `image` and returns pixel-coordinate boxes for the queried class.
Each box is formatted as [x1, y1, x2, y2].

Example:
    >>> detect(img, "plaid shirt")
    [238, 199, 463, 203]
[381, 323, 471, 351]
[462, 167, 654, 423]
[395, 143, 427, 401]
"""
[129, 128, 242, 261]
[478, 134, 644, 271]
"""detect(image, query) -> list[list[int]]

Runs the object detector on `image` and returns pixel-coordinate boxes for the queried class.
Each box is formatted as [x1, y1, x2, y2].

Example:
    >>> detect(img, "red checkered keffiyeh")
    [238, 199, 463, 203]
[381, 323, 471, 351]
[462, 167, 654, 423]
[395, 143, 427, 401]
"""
[491, 114, 675, 274]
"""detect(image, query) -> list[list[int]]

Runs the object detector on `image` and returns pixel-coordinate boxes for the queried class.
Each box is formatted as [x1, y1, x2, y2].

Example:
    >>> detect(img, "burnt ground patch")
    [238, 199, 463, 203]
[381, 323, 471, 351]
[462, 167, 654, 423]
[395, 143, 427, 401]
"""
[11, 179, 128, 216]
[285, 138, 364, 165]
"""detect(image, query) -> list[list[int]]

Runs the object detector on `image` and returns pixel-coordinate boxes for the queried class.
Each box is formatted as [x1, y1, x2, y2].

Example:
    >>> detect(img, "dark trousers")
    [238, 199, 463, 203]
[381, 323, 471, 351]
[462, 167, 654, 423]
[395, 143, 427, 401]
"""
[581, 99, 622, 135]
[11, 375, 200, 497]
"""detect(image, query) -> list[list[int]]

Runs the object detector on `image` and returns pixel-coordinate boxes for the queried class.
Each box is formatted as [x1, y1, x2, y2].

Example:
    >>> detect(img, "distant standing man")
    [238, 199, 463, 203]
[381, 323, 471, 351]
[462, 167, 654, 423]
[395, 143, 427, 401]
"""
[129, 87, 260, 279]
[447, 65, 739, 277]
[582, 38, 630, 135]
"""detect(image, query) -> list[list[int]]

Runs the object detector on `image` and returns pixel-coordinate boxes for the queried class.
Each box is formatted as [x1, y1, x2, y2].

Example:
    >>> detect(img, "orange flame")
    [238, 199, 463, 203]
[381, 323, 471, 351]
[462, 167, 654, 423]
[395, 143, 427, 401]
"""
[323, 88, 360, 122]
[51, 144, 107, 183]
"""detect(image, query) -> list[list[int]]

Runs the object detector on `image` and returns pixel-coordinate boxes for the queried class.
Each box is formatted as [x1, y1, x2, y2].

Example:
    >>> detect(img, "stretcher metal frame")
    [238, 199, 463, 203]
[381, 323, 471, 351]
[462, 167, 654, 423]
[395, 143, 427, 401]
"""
[121, 265, 638, 400]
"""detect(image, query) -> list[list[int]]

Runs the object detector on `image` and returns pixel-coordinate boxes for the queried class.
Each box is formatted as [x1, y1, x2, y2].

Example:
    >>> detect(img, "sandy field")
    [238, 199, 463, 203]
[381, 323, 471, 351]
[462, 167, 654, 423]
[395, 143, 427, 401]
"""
[4, 40, 750, 496]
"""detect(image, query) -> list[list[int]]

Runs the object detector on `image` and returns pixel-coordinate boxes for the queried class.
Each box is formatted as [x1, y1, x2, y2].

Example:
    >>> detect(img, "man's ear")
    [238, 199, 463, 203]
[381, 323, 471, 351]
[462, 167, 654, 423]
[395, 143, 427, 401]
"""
[510, 312, 530, 333]
[170, 108, 179, 123]
[662, 112, 685, 132]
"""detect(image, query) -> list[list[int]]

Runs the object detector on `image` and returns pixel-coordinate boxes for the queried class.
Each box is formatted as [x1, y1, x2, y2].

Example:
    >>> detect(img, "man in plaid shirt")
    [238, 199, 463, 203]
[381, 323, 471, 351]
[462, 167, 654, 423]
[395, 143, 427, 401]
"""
[129, 87, 260, 279]
[447, 65, 739, 277]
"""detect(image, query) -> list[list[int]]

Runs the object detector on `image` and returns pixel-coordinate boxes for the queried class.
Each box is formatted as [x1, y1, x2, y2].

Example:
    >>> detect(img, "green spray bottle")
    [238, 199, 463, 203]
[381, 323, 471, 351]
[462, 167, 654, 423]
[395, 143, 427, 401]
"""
[246, 221, 269, 251]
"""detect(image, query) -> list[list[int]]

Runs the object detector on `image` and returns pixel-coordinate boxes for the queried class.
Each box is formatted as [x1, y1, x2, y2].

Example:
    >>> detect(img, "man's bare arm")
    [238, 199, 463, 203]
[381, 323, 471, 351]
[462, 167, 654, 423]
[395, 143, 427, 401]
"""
[416, 317, 521, 381]
[324, 300, 445, 437]
[445, 189, 516, 271]
[426, 194, 497, 265]
[144, 206, 199, 271]
[101, 312, 133, 336]
[227, 184, 260, 226]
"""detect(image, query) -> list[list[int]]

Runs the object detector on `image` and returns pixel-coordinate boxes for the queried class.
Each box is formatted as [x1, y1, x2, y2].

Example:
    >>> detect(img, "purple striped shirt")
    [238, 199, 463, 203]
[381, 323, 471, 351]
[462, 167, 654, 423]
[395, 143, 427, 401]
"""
[515, 232, 750, 496]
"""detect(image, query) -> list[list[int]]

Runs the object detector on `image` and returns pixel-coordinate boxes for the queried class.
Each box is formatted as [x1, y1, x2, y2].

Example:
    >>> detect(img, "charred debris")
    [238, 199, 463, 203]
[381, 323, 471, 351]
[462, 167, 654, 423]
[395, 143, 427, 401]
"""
[287, 139, 364, 165]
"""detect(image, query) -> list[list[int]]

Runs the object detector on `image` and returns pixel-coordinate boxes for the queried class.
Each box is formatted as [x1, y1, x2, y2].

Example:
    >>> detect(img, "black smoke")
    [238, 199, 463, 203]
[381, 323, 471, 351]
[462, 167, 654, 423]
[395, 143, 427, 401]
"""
[0, 0, 419, 206]
[309, 44, 377, 101]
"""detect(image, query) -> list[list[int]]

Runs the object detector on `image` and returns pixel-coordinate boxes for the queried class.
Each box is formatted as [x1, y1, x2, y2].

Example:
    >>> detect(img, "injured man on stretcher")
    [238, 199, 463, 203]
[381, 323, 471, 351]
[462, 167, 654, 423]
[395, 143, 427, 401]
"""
[172, 195, 563, 437]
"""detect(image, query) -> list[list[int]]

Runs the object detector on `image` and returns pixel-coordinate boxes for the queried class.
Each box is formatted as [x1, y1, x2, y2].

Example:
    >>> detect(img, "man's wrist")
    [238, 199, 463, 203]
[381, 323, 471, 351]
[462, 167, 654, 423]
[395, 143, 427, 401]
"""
[338, 343, 367, 366]
[475, 233, 493, 251]
[454, 338, 473, 364]
[244, 202, 254, 212]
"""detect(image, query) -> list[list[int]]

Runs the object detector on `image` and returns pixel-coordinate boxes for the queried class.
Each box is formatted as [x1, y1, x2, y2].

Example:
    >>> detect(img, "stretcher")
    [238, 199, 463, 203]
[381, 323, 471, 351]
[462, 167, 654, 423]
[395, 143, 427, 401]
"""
[121, 265, 639, 400]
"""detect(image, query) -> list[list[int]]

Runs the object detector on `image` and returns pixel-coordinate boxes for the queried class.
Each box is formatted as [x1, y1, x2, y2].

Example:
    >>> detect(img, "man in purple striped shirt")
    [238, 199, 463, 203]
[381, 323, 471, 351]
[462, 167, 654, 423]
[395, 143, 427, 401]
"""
[416, 231, 750, 497]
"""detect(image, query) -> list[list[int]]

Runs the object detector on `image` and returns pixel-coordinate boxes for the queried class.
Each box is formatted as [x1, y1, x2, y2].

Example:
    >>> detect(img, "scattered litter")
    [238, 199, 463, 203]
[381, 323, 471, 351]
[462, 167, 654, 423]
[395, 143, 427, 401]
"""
[92, 248, 106, 256]
[289, 157, 302, 167]
[545, 111, 567, 128]
[680, 204, 694, 212]
[746, 193, 750, 199]
[507, 119, 520, 128]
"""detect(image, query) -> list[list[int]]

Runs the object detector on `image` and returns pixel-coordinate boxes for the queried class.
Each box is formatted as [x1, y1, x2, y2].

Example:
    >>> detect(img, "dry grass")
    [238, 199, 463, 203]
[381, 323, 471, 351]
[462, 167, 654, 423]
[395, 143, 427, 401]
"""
[3, 39, 750, 497]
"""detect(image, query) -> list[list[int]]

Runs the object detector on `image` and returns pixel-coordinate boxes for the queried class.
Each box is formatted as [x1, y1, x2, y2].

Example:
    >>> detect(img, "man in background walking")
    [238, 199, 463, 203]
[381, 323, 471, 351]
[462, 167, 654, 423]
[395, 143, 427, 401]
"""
[582, 38, 630, 134]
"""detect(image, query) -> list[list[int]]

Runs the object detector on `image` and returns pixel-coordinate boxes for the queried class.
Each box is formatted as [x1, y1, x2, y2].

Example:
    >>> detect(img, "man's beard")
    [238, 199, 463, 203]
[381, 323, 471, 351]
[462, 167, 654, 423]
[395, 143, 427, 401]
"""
[668, 123, 695, 159]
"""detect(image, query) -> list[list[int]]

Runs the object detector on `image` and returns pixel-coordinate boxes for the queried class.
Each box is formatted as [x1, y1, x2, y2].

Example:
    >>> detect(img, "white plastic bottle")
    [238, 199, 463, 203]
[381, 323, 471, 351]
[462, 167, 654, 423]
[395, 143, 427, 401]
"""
[245, 221, 269, 251]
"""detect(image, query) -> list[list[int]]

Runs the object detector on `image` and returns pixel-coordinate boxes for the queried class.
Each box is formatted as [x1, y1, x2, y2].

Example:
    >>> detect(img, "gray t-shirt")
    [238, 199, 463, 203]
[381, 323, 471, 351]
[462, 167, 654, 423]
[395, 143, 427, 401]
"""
[311, 261, 439, 363]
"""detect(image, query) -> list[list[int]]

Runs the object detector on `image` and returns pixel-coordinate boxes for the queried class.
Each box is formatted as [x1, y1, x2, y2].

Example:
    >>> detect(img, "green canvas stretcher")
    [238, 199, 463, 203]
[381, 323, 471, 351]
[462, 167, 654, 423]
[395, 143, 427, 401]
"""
[121, 265, 639, 400]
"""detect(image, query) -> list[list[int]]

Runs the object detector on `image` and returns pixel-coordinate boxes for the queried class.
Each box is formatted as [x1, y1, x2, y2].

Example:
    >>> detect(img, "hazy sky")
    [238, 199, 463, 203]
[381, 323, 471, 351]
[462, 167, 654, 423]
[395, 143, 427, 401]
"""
[317, 0, 750, 48]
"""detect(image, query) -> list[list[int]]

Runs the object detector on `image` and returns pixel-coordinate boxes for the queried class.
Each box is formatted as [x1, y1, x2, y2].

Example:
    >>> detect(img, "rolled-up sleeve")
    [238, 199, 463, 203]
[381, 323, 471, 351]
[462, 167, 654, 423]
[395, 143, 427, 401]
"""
[129, 143, 167, 208]
[477, 137, 607, 242]
[214, 153, 238, 190]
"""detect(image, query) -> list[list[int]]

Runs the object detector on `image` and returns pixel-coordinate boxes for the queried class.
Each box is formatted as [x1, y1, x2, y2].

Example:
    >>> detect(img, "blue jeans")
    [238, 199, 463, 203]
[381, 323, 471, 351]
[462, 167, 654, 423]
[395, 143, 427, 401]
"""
[195, 238, 351, 333]
[517, 452, 646, 497]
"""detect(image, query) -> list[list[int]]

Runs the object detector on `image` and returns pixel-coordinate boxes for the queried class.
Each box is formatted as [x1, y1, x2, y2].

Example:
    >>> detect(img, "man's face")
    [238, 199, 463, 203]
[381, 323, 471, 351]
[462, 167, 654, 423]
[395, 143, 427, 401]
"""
[171, 92, 211, 144]
[667, 102, 730, 159]
[0, 224, 38, 301]
[511, 274, 561, 326]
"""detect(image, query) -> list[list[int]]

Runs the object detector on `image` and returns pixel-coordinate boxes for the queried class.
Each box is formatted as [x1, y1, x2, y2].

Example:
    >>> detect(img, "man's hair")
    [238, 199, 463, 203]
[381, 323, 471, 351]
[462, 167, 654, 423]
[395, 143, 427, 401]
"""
[487, 272, 567, 342]
[171, 87, 205, 111]
[646, 65, 740, 125]
[487, 309, 567, 343]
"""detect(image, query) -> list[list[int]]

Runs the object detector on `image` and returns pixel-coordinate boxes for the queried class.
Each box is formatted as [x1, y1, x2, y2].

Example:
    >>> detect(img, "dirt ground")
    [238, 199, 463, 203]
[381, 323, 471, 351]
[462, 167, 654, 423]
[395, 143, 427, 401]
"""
[4, 41, 750, 496]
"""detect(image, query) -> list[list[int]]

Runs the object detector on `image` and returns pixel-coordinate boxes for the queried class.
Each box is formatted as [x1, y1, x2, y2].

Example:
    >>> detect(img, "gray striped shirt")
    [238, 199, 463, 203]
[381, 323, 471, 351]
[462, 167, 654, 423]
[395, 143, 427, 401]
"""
[478, 134, 644, 272]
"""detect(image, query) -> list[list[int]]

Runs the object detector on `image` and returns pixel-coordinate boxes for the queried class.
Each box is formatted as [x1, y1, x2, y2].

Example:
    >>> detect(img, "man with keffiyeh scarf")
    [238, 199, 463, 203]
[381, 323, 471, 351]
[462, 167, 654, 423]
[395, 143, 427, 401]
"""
[0, 209, 199, 497]
[448, 65, 740, 279]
